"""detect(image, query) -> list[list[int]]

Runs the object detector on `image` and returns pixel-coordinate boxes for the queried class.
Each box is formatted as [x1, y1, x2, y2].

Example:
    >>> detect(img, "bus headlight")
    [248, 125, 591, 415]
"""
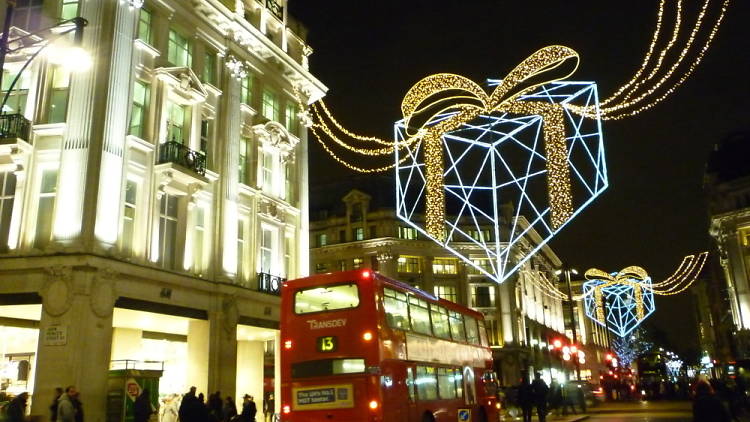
[369, 400, 379, 410]
[282, 405, 291, 414]
[363, 331, 373, 341]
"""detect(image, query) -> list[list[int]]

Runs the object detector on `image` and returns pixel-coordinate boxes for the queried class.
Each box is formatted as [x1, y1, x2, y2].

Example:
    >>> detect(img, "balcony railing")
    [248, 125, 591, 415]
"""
[157, 141, 206, 176]
[265, 0, 283, 20]
[257, 272, 285, 296]
[0, 113, 31, 143]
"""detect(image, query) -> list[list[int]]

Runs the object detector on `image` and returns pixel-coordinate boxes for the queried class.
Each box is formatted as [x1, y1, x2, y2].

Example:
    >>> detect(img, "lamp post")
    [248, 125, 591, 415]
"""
[556, 266, 581, 380]
[0, 2, 89, 116]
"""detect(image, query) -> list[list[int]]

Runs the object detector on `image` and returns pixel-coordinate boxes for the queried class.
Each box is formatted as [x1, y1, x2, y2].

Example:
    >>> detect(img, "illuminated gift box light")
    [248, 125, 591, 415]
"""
[583, 274, 656, 338]
[395, 81, 607, 283]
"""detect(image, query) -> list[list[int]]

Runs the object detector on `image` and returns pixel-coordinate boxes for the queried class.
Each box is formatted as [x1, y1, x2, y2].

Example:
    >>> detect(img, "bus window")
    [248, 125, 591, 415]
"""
[437, 367, 457, 399]
[406, 367, 416, 402]
[465, 315, 480, 344]
[409, 296, 432, 335]
[453, 368, 464, 399]
[463, 366, 476, 405]
[294, 283, 359, 314]
[430, 304, 451, 339]
[291, 358, 366, 378]
[416, 366, 438, 400]
[478, 319, 489, 347]
[449, 311, 466, 342]
[384, 288, 410, 330]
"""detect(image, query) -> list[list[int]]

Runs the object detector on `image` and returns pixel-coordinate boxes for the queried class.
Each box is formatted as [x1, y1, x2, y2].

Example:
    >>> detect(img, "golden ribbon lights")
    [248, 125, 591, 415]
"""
[584, 266, 651, 325]
[401, 45, 579, 239]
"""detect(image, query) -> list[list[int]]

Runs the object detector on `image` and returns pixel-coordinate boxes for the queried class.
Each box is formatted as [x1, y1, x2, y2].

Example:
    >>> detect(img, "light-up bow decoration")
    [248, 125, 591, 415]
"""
[395, 45, 607, 282]
[583, 266, 655, 338]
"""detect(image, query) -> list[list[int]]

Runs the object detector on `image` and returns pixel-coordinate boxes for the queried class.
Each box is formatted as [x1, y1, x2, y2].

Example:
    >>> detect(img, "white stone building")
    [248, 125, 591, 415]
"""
[0, 0, 325, 420]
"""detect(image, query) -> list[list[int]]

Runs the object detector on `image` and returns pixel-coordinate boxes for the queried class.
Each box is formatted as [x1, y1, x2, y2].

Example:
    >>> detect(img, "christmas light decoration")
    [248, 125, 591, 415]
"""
[583, 268, 656, 338]
[396, 77, 607, 283]
[612, 329, 653, 367]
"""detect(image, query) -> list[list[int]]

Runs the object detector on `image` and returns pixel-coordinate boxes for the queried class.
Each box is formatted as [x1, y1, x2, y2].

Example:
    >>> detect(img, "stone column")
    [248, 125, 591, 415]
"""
[499, 279, 516, 345]
[31, 268, 115, 422]
[52, 0, 113, 246]
[187, 320, 210, 395]
[219, 56, 244, 277]
[207, 296, 238, 397]
[93, 0, 140, 248]
[7, 166, 26, 249]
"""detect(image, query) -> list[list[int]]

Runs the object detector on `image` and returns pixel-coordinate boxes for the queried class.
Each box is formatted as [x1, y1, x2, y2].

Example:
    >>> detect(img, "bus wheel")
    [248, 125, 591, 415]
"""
[477, 407, 488, 422]
[421, 412, 435, 422]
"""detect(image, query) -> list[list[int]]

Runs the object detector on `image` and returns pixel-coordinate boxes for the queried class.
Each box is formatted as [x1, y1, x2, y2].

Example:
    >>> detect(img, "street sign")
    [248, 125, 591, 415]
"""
[457, 408, 471, 421]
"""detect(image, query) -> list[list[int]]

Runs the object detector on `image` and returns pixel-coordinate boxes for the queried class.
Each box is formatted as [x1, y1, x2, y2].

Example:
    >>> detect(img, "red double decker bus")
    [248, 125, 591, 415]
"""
[280, 269, 499, 422]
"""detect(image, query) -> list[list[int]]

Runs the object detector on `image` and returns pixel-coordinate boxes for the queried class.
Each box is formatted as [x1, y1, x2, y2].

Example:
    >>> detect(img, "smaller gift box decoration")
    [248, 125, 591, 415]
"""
[582, 266, 656, 338]
[395, 46, 608, 283]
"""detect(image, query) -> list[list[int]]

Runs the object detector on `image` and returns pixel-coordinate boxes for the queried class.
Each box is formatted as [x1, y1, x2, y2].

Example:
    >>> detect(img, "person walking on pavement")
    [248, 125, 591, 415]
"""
[179, 387, 197, 422]
[561, 383, 577, 416]
[5, 392, 28, 422]
[263, 394, 274, 422]
[134, 389, 153, 422]
[531, 372, 549, 422]
[50, 388, 63, 422]
[517, 372, 534, 422]
[71, 392, 83, 422]
[693, 380, 731, 422]
[240, 395, 257, 422]
[208, 392, 223, 422]
[222, 397, 237, 422]
[57, 386, 78, 422]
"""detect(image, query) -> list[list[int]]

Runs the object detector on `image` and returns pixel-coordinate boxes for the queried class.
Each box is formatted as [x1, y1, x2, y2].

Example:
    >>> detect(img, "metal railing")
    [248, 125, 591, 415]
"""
[157, 140, 206, 176]
[265, 0, 283, 20]
[0, 113, 31, 143]
[257, 271, 285, 295]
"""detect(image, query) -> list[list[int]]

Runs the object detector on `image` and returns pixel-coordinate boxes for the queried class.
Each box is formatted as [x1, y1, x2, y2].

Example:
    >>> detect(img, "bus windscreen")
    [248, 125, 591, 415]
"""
[294, 283, 359, 314]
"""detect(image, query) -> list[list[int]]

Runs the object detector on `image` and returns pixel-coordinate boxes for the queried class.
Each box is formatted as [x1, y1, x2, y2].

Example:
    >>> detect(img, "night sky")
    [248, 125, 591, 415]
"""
[288, 1, 750, 359]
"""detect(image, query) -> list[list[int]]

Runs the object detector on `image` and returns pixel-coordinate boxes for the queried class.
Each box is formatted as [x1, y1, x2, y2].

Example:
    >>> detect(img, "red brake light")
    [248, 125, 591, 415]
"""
[282, 405, 290, 414]
[553, 339, 562, 349]
[284, 340, 293, 350]
[362, 270, 371, 278]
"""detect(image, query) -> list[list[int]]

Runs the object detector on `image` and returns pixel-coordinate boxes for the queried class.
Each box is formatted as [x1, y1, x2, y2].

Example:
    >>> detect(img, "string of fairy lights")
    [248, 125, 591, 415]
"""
[304, 0, 731, 170]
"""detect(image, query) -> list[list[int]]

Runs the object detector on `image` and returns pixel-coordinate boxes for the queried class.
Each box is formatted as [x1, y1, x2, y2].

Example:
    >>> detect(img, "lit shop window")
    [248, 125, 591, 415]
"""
[129, 81, 150, 138]
[137, 8, 153, 44]
[1, 68, 29, 114]
[285, 103, 297, 135]
[0, 172, 17, 251]
[398, 226, 417, 240]
[168, 29, 192, 68]
[397, 256, 421, 273]
[470, 285, 496, 308]
[158, 194, 179, 270]
[261, 150, 274, 193]
[352, 258, 363, 269]
[60, 0, 79, 19]
[262, 89, 279, 122]
[238, 136, 249, 184]
[121, 179, 138, 253]
[241, 75, 253, 105]
[237, 219, 246, 281]
[353, 227, 364, 241]
[433, 285, 457, 302]
[46, 66, 70, 124]
[35, 169, 58, 248]
[166, 101, 187, 143]
[433, 258, 458, 275]
[203, 50, 217, 85]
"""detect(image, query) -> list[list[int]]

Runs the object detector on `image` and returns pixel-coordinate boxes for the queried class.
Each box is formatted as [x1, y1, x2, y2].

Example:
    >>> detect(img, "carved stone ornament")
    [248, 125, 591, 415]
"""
[43, 266, 73, 317]
[90, 270, 118, 318]
[222, 296, 239, 333]
[225, 55, 247, 80]
[301, 45, 313, 70]
[126, 0, 144, 8]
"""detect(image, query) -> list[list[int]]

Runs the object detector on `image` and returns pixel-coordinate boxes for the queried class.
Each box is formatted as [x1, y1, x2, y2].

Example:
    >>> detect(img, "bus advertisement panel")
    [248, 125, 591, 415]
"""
[280, 269, 499, 422]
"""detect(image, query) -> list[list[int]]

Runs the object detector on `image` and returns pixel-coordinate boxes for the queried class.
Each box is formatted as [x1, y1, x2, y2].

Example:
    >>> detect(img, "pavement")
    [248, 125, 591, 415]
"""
[501, 400, 695, 421]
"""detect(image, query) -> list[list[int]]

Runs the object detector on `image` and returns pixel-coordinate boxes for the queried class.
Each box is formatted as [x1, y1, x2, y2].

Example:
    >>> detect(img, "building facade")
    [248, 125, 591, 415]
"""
[309, 181, 610, 385]
[705, 131, 750, 360]
[0, 0, 325, 419]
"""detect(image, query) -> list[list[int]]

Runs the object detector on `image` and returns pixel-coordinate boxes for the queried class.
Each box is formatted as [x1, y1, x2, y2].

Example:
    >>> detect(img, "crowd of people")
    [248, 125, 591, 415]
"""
[0, 387, 276, 422]
[511, 371, 587, 422]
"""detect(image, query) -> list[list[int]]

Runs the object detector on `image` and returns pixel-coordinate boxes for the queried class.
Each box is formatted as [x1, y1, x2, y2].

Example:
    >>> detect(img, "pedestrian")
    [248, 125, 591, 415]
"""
[561, 383, 577, 415]
[50, 388, 63, 422]
[57, 386, 78, 422]
[71, 391, 83, 422]
[160, 395, 178, 422]
[693, 380, 731, 422]
[134, 389, 153, 422]
[240, 395, 257, 422]
[531, 372, 549, 422]
[222, 397, 237, 422]
[263, 394, 274, 422]
[5, 392, 28, 422]
[196, 393, 209, 422]
[179, 387, 197, 422]
[548, 381, 563, 416]
[517, 372, 534, 422]
[576, 384, 587, 413]
[208, 392, 223, 422]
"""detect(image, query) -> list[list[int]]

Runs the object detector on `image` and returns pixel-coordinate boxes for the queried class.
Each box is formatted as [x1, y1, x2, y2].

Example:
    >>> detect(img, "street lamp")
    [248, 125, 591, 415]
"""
[0, 1, 90, 115]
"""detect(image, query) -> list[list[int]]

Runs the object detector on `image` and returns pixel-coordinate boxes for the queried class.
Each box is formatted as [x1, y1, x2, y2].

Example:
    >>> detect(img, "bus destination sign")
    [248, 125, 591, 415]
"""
[316, 336, 337, 352]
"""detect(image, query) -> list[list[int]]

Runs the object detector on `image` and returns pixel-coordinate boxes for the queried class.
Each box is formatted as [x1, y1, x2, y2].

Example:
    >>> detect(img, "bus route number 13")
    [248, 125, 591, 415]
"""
[317, 336, 337, 352]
